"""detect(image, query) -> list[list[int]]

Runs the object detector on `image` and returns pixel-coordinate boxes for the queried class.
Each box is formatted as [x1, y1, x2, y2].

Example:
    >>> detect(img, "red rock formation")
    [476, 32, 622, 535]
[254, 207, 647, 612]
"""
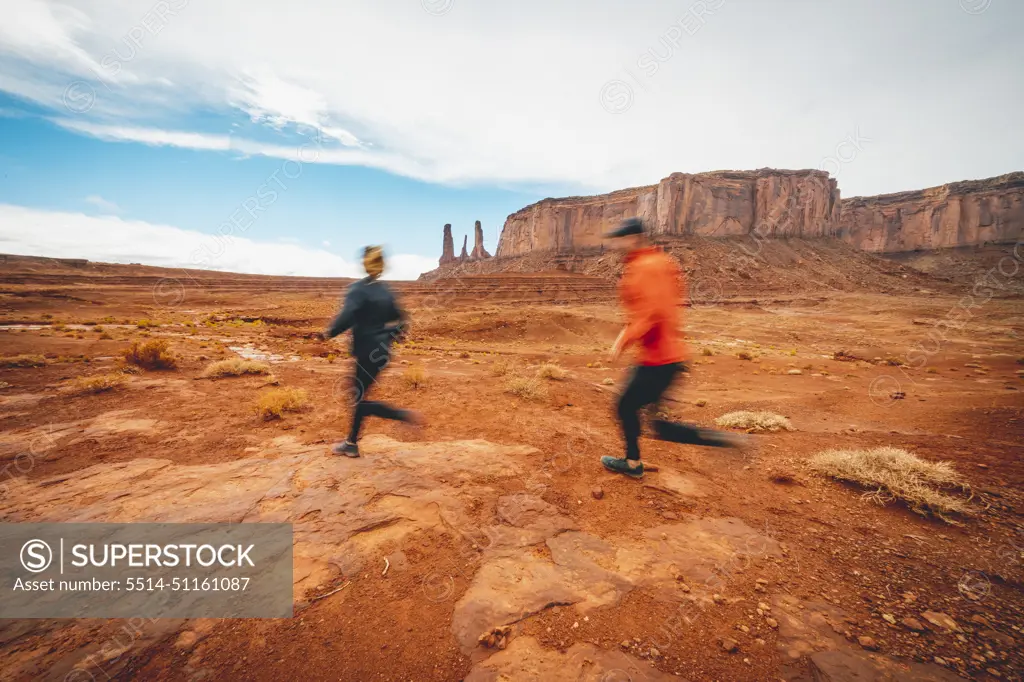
[838, 173, 1024, 252]
[495, 169, 839, 257]
[439, 224, 455, 265]
[471, 220, 492, 260]
[459, 235, 469, 261]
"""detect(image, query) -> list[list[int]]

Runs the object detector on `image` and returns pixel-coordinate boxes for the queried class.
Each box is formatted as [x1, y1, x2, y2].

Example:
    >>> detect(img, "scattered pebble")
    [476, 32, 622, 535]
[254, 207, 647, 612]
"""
[858, 636, 878, 651]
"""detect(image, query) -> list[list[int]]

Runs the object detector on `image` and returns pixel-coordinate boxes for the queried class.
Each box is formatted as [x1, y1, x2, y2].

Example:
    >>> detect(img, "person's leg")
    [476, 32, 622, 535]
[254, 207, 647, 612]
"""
[348, 352, 419, 442]
[649, 363, 747, 449]
[346, 355, 383, 444]
[616, 366, 652, 461]
[604, 364, 677, 477]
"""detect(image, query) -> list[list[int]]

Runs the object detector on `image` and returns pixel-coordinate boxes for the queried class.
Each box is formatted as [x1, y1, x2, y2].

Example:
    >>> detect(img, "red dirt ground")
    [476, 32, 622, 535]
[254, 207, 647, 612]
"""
[0, 250, 1021, 681]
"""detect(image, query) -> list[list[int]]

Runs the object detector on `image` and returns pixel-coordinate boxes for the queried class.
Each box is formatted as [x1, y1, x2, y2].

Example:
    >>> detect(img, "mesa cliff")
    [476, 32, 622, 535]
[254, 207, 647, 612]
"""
[435, 169, 1021, 263]
[838, 172, 1024, 252]
[495, 169, 840, 257]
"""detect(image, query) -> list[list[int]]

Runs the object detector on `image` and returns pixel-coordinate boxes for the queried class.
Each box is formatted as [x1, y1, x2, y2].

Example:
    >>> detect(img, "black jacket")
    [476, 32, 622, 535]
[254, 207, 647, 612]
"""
[325, 277, 407, 359]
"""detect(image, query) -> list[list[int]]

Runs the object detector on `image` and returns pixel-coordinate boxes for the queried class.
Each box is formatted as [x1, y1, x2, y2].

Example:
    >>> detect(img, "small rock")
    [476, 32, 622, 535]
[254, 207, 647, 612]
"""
[758, 602, 771, 612]
[591, 487, 604, 500]
[713, 594, 726, 605]
[882, 613, 896, 625]
[766, 618, 779, 629]
[721, 638, 739, 653]
[620, 640, 631, 649]
[902, 617, 925, 632]
[923, 611, 959, 632]
[650, 647, 660, 658]
[738, 624, 749, 633]
[858, 636, 878, 651]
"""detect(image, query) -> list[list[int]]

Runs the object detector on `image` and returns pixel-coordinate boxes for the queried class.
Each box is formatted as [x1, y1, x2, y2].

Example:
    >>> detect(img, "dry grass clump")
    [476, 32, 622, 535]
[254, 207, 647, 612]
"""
[737, 350, 753, 361]
[491, 358, 514, 377]
[715, 410, 793, 433]
[256, 387, 310, 420]
[122, 339, 177, 370]
[701, 347, 714, 357]
[0, 354, 47, 368]
[403, 364, 429, 389]
[807, 447, 971, 522]
[505, 375, 548, 401]
[536, 363, 567, 380]
[68, 373, 126, 395]
[201, 358, 271, 379]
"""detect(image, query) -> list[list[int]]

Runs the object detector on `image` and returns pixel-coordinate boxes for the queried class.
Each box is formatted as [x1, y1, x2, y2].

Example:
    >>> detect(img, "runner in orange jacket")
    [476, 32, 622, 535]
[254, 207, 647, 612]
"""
[602, 217, 744, 478]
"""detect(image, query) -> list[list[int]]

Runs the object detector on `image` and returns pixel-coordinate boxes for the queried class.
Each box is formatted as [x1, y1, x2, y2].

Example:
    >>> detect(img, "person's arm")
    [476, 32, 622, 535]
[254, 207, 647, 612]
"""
[324, 284, 362, 339]
[618, 272, 662, 351]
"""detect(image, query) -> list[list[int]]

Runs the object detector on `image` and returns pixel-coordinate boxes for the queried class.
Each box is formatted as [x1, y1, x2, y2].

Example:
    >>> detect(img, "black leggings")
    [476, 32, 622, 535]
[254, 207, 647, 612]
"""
[616, 363, 731, 460]
[348, 353, 410, 442]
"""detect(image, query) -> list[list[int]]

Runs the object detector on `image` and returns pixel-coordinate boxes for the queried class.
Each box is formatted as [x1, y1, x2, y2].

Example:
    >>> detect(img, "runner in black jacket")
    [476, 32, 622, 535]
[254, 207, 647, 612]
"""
[324, 246, 420, 457]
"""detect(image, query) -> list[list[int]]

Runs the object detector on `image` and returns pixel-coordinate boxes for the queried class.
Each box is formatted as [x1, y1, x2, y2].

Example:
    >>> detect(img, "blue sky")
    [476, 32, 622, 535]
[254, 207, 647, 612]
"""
[0, 0, 1021, 278]
[0, 100, 541, 273]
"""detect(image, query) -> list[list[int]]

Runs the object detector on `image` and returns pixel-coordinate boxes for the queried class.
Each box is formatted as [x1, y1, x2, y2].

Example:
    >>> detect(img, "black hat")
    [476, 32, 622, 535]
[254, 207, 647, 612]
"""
[604, 217, 646, 238]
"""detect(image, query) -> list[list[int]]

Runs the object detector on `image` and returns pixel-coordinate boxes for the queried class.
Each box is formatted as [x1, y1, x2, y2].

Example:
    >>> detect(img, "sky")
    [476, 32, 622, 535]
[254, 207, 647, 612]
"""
[0, 0, 1021, 279]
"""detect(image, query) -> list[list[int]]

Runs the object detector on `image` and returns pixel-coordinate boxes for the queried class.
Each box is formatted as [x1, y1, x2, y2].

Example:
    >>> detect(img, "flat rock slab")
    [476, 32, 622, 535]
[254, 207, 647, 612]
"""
[773, 594, 962, 682]
[453, 517, 780, 652]
[0, 435, 536, 596]
[641, 467, 706, 499]
[464, 636, 682, 682]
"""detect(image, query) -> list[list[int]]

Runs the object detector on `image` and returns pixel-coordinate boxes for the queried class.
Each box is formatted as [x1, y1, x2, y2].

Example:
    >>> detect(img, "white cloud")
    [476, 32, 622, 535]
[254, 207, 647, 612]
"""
[0, 1, 1021, 195]
[84, 194, 121, 213]
[322, 240, 331, 247]
[0, 204, 434, 280]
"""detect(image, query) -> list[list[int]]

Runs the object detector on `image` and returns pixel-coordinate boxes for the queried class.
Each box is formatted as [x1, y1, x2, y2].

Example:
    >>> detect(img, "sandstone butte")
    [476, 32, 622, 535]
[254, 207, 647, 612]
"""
[438, 220, 494, 266]
[456, 169, 1022, 259]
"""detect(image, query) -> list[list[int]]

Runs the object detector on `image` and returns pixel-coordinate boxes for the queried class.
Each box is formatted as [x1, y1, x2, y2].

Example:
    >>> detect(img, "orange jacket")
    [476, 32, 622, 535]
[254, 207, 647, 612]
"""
[618, 246, 687, 366]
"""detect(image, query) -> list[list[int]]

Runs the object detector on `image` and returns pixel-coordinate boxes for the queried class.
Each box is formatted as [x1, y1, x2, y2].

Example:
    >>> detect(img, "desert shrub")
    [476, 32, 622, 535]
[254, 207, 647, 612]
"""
[122, 339, 177, 370]
[136, 319, 155, 329]
[256, 387, 310, 420]
[715, 410, 793, 433]
[68, 373, 126, 395]
[403, 364, 429, 389]
[601, 377, 615, 386]
[99, 332, 113, 340]
[491, 358, 514, 377]
[808, 447, 970, 522]
[326, 353, 337, 364]
[737, 351, 753, 361]
[701, 347, 714, 357]
[201, 358, 271, 379]
[0, 354, 47, 368]
[505, 375, 548, 401]
[536, 363, 567, 380]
